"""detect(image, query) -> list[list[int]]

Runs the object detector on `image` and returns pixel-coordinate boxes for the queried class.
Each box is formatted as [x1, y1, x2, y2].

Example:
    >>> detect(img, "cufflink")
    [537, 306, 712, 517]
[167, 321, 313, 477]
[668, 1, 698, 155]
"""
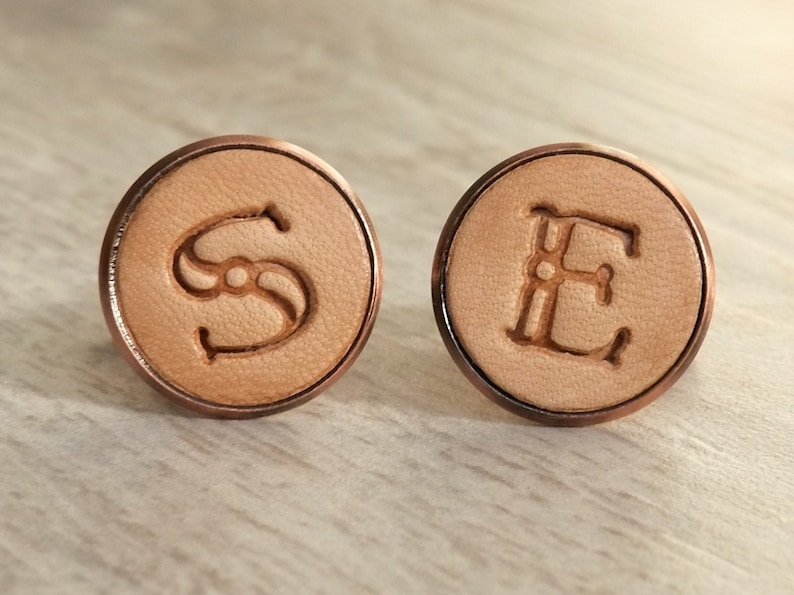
[432, 143, 714, 425]
[100, 135, 382, 417]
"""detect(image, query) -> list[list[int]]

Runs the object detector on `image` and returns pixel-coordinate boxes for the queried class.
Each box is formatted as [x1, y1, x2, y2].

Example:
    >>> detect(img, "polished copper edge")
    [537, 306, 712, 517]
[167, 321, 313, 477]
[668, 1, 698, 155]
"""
[431, 142, 715, 426]
[99, 135, 383, 418]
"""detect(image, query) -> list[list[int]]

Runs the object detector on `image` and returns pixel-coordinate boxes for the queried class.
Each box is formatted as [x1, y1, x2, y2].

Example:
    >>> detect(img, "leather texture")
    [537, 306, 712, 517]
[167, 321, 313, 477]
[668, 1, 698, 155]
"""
[445, 153, 704, 412]
[116, 148, 373, 407]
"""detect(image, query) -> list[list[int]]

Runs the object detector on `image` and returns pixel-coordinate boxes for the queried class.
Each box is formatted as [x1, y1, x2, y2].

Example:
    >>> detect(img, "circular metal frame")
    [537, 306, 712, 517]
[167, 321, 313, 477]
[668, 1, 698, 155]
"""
[100, 135, 382, 418]
[431, 142, 715, 426]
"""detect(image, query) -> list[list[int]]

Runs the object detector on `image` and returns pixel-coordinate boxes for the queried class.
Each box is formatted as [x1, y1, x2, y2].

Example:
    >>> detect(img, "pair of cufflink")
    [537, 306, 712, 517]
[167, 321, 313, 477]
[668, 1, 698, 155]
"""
[100, 135, 714, 426]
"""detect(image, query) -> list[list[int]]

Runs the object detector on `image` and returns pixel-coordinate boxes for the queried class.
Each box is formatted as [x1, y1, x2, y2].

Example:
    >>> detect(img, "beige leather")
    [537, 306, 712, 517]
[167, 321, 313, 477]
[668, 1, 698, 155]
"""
[115, 147, 373, 407]
[445, 152, 704, 412]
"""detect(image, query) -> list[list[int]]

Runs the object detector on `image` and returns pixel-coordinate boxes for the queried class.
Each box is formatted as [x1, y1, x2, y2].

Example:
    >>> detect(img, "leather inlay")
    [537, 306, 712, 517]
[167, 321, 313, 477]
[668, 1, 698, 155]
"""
[444, 152, 704, 413]
[113, 146, 374, 408]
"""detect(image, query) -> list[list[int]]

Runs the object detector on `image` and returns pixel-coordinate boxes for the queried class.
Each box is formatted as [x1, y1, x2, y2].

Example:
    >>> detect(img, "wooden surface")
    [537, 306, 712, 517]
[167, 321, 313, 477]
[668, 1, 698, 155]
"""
[1, 1, 791, 593]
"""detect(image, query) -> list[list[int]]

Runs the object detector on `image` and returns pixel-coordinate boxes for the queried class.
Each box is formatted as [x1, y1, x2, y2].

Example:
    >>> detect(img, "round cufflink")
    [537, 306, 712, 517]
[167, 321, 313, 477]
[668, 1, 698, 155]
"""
[100, 135, 382, 417]
[432, 143, 714, 425]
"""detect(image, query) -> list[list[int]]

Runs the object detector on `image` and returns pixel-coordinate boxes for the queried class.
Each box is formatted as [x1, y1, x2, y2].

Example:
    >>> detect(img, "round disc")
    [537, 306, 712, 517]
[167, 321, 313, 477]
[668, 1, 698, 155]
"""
[100, 135, 382, 417]
[432, 143, 714, 425]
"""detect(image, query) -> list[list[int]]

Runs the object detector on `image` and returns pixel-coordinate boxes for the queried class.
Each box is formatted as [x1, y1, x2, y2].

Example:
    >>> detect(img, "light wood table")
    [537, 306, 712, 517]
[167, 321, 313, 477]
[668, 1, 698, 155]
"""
[1, 1, 791, 593]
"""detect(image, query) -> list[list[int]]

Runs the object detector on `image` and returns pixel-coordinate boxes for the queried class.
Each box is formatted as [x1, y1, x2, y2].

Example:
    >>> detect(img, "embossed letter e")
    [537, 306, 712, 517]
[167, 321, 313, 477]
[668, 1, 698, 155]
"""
[508, 206, 639, 365]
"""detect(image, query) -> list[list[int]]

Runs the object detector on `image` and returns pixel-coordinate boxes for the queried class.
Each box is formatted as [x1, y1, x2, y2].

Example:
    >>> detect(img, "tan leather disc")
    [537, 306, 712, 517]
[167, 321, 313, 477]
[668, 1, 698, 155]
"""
[100, 136, 382, 417]
[432, 143, 714, 425]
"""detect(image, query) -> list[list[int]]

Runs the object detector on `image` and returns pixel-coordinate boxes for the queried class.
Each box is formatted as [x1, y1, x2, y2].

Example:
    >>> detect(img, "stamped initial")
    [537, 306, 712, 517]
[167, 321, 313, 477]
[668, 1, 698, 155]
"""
[172, 205, 312, 362]
[507, 206, 639, 365]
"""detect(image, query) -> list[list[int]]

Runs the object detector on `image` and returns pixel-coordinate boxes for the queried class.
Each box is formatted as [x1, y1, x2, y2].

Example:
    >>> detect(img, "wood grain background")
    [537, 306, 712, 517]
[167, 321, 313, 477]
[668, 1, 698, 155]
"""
[0, 1, 791, 593]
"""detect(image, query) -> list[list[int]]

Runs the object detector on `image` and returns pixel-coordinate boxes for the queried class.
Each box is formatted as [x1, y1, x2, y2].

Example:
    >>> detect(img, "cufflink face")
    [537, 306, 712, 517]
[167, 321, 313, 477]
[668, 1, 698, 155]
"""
[100, 136, 382, 417]
[432, 143, 714, 425]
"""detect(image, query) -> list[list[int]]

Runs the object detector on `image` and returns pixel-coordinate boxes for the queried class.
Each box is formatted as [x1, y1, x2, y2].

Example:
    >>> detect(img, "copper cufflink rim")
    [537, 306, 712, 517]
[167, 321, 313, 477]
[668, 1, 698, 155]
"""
[99, 135, 383, 418]
[431, 142, 715, 426]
